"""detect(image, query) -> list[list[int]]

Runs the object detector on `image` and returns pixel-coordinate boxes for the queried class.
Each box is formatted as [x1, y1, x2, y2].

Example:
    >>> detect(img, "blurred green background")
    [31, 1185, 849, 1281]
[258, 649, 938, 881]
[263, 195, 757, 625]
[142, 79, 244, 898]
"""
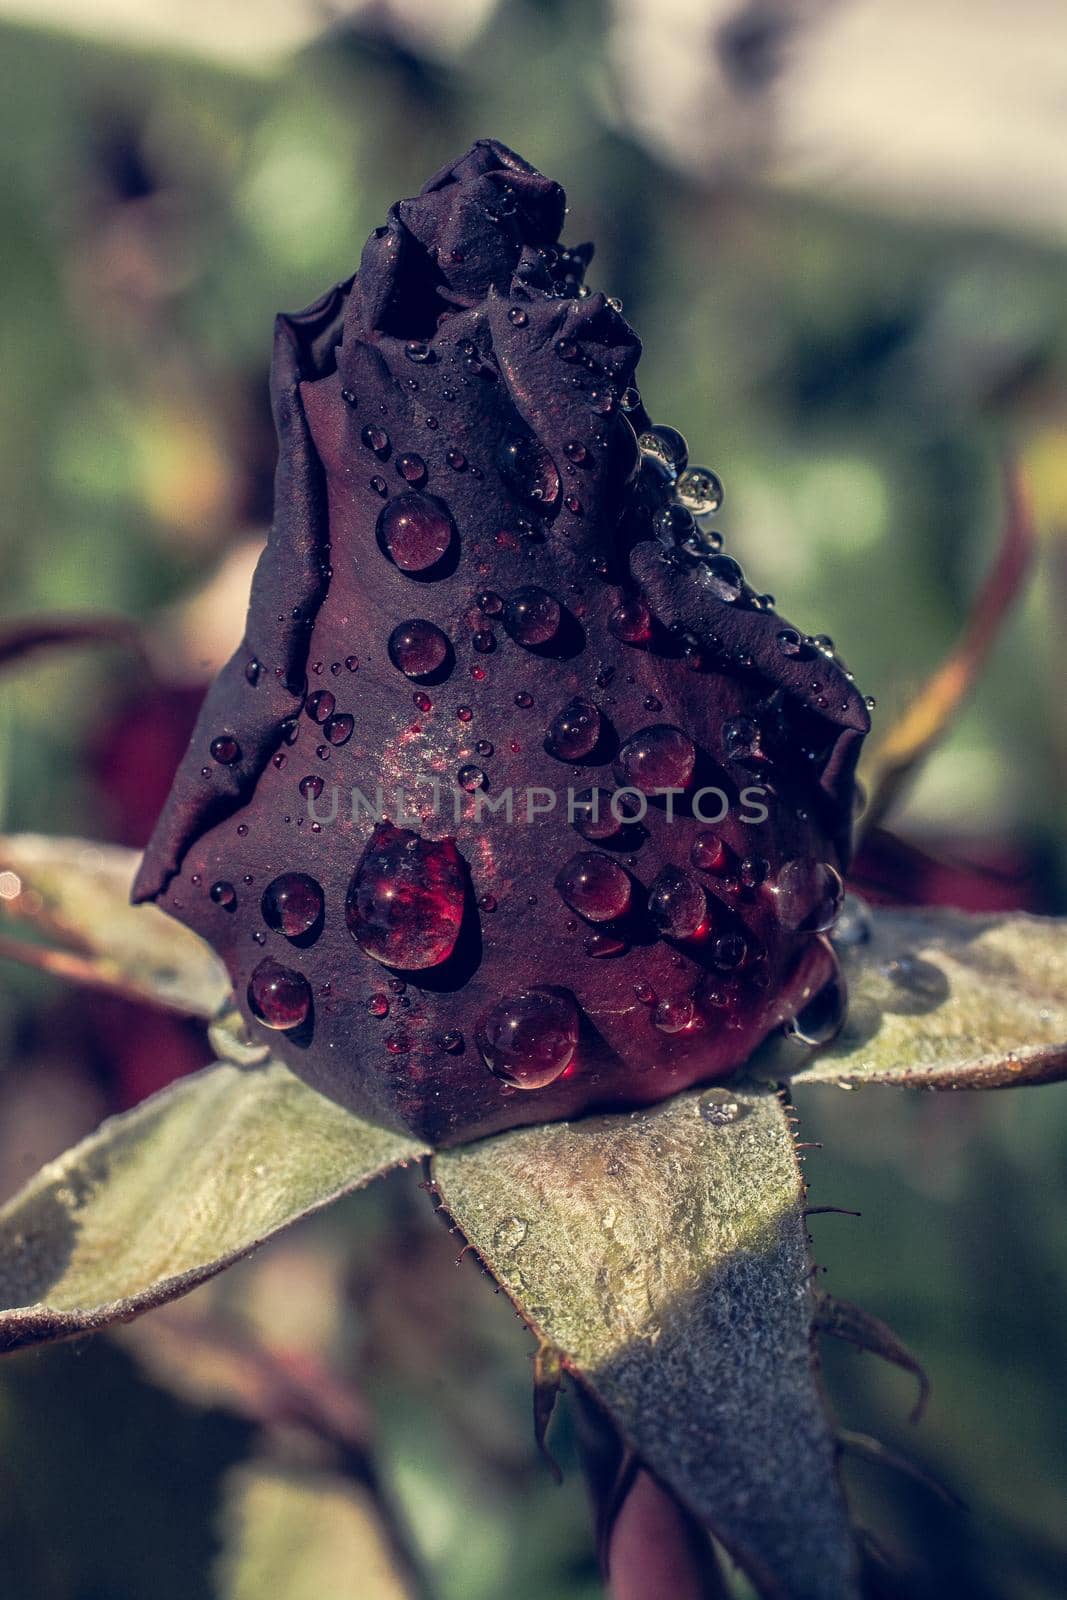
[1, 2, 1067, 1595]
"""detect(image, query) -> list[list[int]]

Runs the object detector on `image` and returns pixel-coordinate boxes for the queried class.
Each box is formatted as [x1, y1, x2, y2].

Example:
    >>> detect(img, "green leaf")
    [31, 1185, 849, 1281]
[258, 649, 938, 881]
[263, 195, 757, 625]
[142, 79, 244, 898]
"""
[215, 1461, 420, 1600]
[0, 1061, 427, 1354]
[0, 834, 230, 1017]
[433, 1087, 859, 1600]
[776, 904, 1067, 1090]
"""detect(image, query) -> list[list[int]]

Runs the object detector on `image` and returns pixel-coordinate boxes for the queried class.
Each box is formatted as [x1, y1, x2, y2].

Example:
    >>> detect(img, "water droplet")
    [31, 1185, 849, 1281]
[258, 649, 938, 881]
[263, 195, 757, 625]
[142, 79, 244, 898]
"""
[346, 821, 467, 969]
[508, 307, 529, 328]
[714, 933, 747, 969]
[723, 716, 765, 764]
[776, 628, 804, 658]
[456, 704, 473, 722]
[497, 435, 561, 507]
[652, 503, 696, 547]
[698, 1085, 746, 1124]
[439, 1028, 464, 1052]
[613, 724, 695, 793]
[361, 424, 390, 457]
[563, 440, 588, 464]
[210, 734, 240, 765]
[472, 629, 495, 654]
[245, 658, 261, 686]
[865, 695, 877, 711]
[648, 868, 707, 939]
[619, 387, 641, 412]
[608, 598, 652, 645]
[546, 696, 601, 760]
[503, 586, 561, 647]
[367, 993, 389, 1017]
[772, 859, 844, 933]
[248, 959, 311, 1030]
[345, 654, 359, 671]
[323, 713, 354, 746]
[704, 555, 744, 602]
[474, 739, 493, 757]
[370, 476, 388, 497]
[653, 994, 695, 1033]
[555, 338, 579, 361]
[590, 385, 616, 414]
[564, 494, 582, 514]
[477, 590, 503, 616]
[405, 340, 432, 363]
[571, 787, 624, 841]
[396, 452, 428, 487]
[307, 689, 335, 723]
[261, 872, 324, 938]
[556, 852, 632, 923]
[377, 492, 455, 574]
[210, 880, 236, 909]
[388, 619, 450, 678]
[675, 466, 723, 516]
[785, 951, 847, 1045]
[412, 690, 432, 713]
[493, 1214, 529, 1251]
[446, 448, 467, 471]
[457, 764, 487, 792]
[299, 774, 323, 801]
[638, 424, 688, 475]
[477, 988, 579, 1088]
[691, 832, 728, 873]
[634, 981, 656, 1005]
[514, 690, 533, 709]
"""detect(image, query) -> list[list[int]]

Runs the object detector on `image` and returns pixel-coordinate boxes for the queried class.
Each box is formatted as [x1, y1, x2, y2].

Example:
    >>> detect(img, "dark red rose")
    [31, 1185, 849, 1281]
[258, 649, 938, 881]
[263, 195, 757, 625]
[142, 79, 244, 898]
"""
[134, 140, 868, 1144]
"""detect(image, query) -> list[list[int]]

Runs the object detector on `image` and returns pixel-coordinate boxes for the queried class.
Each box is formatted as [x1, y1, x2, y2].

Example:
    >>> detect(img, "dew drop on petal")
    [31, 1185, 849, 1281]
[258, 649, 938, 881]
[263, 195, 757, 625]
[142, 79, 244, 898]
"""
[613, 724, 695, 793]
[248, 958, 312, 1030]
[546, 697, 601, 760]
[648, 867, 707, 939]
[345, 821, 467, 970]
[388, 619, 451, 678]
[555, 852, 632, 923]
[476, 988, 579, 1089]
[503, 586, 561, 648]
[261, 872, 324, 938]
[378, 492, 455, 573]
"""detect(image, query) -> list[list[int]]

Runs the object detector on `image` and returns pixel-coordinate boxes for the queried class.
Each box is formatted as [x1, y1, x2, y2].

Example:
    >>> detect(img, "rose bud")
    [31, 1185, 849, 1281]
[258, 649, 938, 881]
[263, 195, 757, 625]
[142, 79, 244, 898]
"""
[133, 140, 869, 1145]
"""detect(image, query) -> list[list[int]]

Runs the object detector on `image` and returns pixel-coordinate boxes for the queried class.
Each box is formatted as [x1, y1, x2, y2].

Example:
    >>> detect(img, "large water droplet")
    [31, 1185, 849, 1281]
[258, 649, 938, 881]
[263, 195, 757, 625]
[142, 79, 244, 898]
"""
[261, 872, 325, 939]
[377, 492, 455, 573]
[613, 725, 695, 793]
[675, 466, 723, 516]
[388, 619, 450, 679]
[572, 787, 625, 841]
[497, 435, 561, 507]
[503, 586, 561, 648]
[638, 425, 688, 475]
[652, 994, 696, 1033]
[772, 859, 844, 933]
[784, 946, 847, 1045]
[477, 988, 579, 1089]
[248, 959, 311, 1030]
[546, 697, 601, 761]
[307, 690, 335, 723]
[608, 597, 652, 646]
[697, 1085, 747, 1125]
[703, 555, 744, 602]
[556, 852, 632, 923]
[346, 821, 467, 969]
[648, 867, 707, 939]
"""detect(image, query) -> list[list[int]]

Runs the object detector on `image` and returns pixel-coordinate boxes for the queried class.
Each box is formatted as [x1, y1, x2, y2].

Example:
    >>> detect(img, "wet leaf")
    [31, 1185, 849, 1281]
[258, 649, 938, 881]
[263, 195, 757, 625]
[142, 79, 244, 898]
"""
[215, 1461, 419, 1600]
[433, 1087, 859, 1600]
[775, 904, 1067, 1089]
[0, 1061, 427, 1354]
[0, 835, 230, 1017]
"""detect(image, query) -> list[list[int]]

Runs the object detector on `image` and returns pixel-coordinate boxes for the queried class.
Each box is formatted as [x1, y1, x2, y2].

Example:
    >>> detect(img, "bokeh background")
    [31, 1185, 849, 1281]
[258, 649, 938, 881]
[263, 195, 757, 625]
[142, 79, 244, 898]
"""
[2, 2, 1067, 1595]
